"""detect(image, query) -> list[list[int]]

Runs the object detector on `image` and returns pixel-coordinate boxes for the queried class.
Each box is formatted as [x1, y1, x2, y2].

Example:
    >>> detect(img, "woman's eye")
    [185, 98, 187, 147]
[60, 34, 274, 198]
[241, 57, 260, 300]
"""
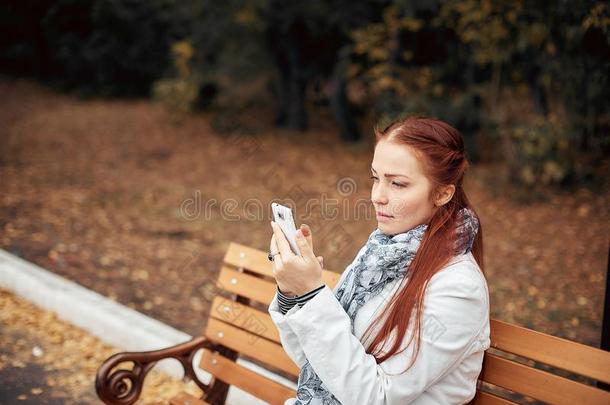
[370, 176, 405, 187]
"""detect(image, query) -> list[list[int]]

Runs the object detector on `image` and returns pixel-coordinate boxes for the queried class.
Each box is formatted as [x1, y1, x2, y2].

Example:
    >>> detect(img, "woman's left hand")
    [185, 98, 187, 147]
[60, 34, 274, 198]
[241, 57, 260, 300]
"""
[270, 221, 324, 297]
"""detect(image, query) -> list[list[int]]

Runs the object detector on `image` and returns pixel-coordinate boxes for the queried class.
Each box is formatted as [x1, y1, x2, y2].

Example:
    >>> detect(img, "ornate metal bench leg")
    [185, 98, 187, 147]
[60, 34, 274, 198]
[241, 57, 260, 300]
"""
[201, 345, 238, 405]
[95, 336, 218, 405]
[203, 294, 250, 405]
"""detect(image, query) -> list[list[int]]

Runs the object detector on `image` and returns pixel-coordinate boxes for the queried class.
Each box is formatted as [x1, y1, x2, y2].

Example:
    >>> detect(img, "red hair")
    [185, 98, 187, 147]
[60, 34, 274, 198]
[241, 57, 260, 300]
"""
[362, 115, 485, 373]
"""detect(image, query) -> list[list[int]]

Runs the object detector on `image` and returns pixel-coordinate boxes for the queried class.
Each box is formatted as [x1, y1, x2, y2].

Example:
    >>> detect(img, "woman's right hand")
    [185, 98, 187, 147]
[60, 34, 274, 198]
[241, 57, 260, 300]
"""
[267, 223, 325, 296]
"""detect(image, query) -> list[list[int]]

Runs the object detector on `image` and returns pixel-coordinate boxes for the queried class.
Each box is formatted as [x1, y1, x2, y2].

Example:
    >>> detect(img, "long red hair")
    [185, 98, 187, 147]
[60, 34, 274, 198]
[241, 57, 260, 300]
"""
[362, 115, 485, 373]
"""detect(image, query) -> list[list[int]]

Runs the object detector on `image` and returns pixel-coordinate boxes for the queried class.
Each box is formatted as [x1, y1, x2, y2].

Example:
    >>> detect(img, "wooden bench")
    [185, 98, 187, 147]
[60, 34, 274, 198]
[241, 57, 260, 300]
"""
[96, 242, 610, 405]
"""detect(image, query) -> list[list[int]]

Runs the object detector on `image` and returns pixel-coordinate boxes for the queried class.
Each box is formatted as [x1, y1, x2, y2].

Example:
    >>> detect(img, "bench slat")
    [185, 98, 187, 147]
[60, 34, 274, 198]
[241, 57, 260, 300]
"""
[224, 242, 274, 277]
[199, 349, 295, 405]
[224, 242, 341, 287]
[470, 391, 517, 405]
[204, 317, 300, 377]
[490, 319, 610, 384]
[210, 296, 280, 343]
[217, 264, 340, 306]
[217, 266, 277, 304]
[481, 353, 610, 405]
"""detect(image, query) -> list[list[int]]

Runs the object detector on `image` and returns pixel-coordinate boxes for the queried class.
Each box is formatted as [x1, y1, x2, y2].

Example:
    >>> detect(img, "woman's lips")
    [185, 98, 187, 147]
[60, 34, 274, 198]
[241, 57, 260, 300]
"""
[376, 212, 394, 221]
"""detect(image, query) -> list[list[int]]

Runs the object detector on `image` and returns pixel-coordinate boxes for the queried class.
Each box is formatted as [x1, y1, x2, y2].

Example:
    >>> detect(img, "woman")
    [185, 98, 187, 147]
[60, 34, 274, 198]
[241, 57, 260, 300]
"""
[268, 116, 490, 404]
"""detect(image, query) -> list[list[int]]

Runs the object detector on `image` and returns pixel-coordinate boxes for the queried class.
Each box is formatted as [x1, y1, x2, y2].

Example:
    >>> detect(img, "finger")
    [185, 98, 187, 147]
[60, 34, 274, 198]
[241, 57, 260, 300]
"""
[317, 255, 324, 269]
[300, 224, 313, 251]
[269, 234, 275, 254]
[295, 228, 317, 262]
[271, 234, 283, 270]
[271, 221, 294, 260]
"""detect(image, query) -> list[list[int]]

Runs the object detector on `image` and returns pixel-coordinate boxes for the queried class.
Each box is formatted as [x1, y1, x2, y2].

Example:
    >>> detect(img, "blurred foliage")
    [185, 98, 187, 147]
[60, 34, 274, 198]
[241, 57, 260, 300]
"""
[347, 0, 608, 189]
[503, 116, 575, 190]
[40, 0, 197, 96]
[152, 41, 201, 115]
[350, 5, 424, 100]
[1, 0, 608, 193]
[437, 0, 521, 66]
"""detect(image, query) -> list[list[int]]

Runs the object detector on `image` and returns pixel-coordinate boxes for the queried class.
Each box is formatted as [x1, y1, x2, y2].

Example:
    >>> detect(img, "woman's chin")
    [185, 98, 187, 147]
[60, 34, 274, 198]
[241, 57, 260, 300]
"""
[377, 223, 394, 235]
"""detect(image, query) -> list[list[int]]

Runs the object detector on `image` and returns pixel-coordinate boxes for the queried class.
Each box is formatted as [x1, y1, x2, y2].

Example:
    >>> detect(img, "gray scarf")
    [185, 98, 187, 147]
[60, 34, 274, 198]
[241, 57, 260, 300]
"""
[293, 207, 480, 405]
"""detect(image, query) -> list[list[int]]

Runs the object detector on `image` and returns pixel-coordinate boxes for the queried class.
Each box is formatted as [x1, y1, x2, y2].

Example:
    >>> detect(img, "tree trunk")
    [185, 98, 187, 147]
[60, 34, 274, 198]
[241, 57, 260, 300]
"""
[330, 46, 361, 142]
[286, 45, 308, 131]
[266, 21, 309, 132]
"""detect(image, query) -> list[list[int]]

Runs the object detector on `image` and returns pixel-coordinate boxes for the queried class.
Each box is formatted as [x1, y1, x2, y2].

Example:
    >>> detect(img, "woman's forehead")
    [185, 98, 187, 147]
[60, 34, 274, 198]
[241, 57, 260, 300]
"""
[372, 141, 425, 178]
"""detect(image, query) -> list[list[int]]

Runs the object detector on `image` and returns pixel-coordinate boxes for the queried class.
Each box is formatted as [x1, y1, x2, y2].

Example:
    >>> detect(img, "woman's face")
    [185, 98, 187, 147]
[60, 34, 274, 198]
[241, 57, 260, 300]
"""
[370, 140, 437, 236]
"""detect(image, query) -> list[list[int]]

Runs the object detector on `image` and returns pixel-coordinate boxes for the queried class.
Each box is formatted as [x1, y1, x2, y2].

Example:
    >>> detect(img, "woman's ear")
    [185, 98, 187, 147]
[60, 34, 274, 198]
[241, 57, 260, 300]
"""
[434, 184, 456, 207]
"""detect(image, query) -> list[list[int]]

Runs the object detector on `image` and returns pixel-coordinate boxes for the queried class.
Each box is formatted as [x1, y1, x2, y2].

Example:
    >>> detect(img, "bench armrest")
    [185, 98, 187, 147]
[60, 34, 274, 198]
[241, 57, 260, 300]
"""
[95, 336, 219, 405]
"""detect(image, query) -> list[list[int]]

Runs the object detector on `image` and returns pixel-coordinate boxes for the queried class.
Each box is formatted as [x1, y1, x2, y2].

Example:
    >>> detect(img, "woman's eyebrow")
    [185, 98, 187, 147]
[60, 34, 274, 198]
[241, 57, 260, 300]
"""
[370, 166, 411, 180]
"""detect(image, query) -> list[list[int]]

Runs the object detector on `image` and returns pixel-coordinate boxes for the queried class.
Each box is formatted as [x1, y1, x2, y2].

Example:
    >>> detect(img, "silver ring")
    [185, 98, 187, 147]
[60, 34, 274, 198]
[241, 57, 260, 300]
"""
[268, 251, 281, 261]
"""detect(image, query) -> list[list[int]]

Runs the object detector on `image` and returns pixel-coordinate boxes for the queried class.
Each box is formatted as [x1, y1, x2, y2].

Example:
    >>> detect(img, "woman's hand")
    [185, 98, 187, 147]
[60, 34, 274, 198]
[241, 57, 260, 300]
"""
[269, 222, 324, 297]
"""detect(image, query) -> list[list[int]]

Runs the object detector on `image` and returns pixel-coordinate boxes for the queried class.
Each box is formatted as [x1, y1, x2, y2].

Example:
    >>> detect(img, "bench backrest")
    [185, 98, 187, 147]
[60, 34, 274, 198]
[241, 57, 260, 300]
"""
[200, 242, 610, 405]
[471, 319, 610, 404]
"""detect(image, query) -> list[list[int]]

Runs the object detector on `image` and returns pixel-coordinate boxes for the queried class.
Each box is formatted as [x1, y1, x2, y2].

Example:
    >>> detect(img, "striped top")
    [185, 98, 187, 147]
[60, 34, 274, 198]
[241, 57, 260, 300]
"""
[276, 285, 326, 315]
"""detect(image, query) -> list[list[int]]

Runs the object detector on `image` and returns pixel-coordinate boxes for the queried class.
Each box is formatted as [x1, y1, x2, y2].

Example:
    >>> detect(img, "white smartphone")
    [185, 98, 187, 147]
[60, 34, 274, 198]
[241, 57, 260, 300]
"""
[271, 202, 301, 256]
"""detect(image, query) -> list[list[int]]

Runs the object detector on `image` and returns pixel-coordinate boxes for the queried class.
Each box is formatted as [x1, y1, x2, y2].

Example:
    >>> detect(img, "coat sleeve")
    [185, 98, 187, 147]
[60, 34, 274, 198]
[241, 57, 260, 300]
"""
[282, 264, 489, 405]
[267, 251, 358, 368]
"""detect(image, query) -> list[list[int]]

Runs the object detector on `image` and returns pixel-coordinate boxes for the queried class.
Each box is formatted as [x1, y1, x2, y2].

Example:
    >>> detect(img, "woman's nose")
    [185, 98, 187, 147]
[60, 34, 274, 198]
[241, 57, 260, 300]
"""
[371, 185, 388, 205]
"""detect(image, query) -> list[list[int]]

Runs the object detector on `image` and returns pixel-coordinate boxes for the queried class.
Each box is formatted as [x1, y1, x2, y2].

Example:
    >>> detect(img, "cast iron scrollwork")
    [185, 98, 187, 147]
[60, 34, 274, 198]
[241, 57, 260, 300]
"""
[95, 336, 218, 404]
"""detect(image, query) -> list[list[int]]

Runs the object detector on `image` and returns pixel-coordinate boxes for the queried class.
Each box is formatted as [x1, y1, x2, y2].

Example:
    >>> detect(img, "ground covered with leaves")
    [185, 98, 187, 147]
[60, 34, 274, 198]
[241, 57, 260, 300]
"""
[0, 288, 203, 404]
[0, 80, 609, 401]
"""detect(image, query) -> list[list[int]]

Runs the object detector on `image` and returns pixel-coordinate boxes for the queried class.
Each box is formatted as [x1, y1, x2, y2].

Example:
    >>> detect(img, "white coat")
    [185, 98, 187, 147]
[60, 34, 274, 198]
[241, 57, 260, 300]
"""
[268, 246, 490, 405]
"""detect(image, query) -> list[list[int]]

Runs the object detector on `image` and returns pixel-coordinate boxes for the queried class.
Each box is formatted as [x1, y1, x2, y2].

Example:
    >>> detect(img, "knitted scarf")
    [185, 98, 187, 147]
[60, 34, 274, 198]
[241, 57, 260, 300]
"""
[293, 207, 480, 404]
